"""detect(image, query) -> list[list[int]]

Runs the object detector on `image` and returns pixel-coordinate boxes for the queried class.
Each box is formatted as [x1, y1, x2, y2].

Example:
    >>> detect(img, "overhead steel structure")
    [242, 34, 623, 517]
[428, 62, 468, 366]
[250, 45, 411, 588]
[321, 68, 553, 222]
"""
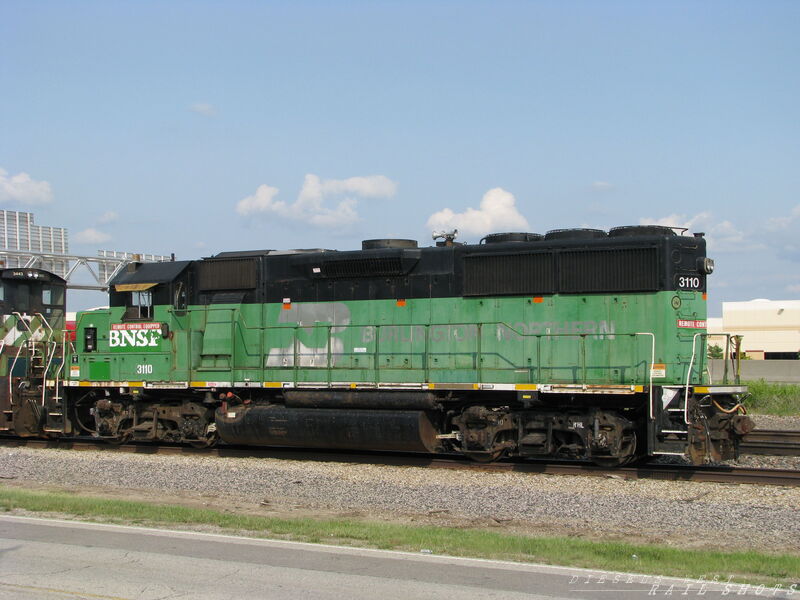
[0, 210, 170, 291]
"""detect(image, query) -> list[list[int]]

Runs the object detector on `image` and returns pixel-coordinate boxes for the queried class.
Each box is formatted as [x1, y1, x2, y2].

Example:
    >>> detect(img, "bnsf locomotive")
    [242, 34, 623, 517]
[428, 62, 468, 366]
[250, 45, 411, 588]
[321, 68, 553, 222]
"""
[0, 226, 753, 465]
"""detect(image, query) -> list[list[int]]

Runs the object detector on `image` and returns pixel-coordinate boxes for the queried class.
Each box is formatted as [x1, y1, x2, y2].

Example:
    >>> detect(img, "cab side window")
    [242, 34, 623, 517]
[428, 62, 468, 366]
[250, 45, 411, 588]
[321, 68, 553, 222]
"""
[41, 284, 66, 328]
[130, 290, 153, 320]
[42, 285, 65, 307]
[174, 282, 187, 310]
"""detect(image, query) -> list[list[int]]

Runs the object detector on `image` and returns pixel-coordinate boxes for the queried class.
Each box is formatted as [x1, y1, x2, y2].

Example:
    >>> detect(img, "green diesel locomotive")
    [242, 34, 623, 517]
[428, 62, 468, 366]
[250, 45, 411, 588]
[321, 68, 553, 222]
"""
[3, 226, 752, 464]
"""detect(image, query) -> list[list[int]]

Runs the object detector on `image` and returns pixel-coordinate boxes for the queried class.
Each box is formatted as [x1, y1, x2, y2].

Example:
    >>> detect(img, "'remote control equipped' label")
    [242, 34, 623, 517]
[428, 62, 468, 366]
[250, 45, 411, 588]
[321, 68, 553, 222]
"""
[109, 323, 163, 351]
[676, 319, 706, 329]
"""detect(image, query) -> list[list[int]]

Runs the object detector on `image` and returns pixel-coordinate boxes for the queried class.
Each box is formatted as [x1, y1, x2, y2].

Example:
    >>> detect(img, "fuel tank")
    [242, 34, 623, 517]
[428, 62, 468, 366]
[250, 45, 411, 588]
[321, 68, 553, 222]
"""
[215, 405, 440, 453]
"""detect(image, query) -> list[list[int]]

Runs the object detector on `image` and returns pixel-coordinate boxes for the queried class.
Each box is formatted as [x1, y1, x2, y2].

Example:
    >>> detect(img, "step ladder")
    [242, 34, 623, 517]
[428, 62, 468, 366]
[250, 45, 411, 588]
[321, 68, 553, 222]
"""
[653, 388, 691, 456]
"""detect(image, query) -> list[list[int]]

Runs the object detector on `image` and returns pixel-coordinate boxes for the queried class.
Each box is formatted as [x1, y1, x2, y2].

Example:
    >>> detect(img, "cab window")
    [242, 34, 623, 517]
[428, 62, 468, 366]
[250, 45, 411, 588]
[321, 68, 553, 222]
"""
[174, 282, 187, 310]
[128, 290, 153, 320]
[42, 285, 65, 307]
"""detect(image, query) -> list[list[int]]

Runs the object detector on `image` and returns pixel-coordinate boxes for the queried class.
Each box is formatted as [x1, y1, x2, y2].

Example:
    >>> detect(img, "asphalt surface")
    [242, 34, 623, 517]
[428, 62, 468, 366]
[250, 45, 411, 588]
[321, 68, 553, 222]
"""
[0, 515, 789, 599]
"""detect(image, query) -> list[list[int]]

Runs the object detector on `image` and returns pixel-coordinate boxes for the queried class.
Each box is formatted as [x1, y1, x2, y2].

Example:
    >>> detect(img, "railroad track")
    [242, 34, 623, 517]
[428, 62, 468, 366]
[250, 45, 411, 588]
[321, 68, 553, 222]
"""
[740, 429, 800, 456]
[2, 436, 799, 487]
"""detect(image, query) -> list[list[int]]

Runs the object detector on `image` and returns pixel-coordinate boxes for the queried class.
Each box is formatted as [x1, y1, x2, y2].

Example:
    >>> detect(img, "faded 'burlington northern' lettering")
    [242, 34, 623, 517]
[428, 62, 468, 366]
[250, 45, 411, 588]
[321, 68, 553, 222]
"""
[361, 321, 616, 343]
[265, 303, 617, 368]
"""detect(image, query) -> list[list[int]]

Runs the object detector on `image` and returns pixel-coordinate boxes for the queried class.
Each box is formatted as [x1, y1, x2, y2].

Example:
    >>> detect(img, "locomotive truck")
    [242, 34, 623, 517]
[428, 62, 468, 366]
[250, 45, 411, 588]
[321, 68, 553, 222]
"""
[0, 225, 753, 465]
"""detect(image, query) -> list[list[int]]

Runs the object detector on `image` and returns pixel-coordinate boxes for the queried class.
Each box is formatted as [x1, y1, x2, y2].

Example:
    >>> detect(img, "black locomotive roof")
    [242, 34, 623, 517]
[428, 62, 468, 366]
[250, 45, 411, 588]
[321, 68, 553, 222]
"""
[1, 268, 66, 284]
[212, 249, 333, 258]
[179, 225, 708, 305]
[109, 260, 192, 287]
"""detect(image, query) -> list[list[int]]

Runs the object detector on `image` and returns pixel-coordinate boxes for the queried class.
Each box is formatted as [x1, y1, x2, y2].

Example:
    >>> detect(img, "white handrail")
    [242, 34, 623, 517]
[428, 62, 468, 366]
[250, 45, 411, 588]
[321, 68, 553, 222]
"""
[41, 340, 57, 406]
[11, 312, 32, 335]
[634, 332, 656, 420]
[34, 312, 54, 341]
[683, 332, 704, 425]
[8, 343, 26, 405]
[53, 330, 67, 407]
[10, 313, 35, 392]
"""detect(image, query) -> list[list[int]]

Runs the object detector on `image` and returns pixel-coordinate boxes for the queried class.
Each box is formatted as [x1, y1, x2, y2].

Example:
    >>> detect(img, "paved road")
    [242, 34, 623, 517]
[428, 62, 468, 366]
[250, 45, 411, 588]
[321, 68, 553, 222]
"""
[0, 515, 787, 599]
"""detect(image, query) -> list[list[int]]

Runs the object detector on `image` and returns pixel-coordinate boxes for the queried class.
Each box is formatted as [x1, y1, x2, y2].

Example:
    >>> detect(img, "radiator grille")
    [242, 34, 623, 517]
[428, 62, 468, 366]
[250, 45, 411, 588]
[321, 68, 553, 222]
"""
[559, 248, 659, 292]
[198, 259, 257, 290]
[465, 248, 660, 296]
[464, 253, 555, 296]
[322, 257, 406, 278]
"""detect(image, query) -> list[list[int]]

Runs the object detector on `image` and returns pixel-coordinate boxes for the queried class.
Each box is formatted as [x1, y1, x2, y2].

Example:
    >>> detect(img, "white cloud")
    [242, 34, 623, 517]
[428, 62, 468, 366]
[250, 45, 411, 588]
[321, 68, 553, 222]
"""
[97, 211, 119, 225]
[235, 184, 281, 217]
[299, 174, 397, 202]
[766, 204, 800, 231]
[591, 181, 614, 191]
[235, 174, 397, 227]
[74, 228, 111, 244]
[189, 103, 217, 116]
[638, 212, 755, 252]
[639, 212, 712, 232]
[787, 283, 800, 293]
[426, 187, 530, 237]
[0, 168, 53, 205]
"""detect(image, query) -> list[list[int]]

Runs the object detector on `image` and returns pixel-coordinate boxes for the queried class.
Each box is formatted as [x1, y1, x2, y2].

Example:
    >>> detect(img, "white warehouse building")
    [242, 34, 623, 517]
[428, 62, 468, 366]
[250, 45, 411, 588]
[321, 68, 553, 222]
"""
[708, 299, 800, 360]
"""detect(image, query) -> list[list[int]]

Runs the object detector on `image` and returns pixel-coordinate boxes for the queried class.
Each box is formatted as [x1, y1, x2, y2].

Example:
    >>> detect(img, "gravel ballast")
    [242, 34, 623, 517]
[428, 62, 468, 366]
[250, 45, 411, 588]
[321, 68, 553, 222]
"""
[752, 414, 800, 431]
[1, 446, 798, 554]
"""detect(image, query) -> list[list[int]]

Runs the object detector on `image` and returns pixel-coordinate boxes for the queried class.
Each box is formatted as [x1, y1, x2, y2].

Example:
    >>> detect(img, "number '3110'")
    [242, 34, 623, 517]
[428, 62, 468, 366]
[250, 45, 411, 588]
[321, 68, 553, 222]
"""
[678, 276, 701, 289]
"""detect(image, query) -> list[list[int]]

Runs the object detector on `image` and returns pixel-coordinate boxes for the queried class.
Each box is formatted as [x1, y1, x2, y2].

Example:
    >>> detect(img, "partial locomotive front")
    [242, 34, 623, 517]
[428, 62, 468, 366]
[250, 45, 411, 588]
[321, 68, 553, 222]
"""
[39, 226, 753, 464]
[0, 268, 66, 436]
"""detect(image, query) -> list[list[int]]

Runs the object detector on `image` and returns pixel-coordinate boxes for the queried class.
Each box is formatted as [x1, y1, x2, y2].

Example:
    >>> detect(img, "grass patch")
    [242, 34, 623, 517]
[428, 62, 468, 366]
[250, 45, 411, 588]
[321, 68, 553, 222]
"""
[1, 485, 797, 585]
[744, 380, 800, 416]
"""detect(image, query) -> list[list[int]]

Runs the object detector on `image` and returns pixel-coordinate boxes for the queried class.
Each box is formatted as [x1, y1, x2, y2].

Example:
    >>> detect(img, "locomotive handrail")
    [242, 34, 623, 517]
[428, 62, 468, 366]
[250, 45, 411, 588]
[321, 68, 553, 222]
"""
[33, 313, 58, 407]
[8, 342, 26, 405]
[258, 320, 653, 388]
[11, 312, 33, 335]
[682, 331, 740, 426]
[41, 340, 58, 406]
[684, 332, 706, 425]
[704, 332, 742, 385]
[53, 330, 68, 407]
[8, 313, 33, 404]
[34, 312, 54, 341]
[634, 332, 656, 420]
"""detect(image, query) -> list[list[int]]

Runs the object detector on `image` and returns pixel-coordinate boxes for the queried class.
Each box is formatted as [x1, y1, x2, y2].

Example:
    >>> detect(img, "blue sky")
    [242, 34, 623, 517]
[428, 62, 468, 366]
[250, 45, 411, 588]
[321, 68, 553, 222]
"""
[1, 1, 798, 314]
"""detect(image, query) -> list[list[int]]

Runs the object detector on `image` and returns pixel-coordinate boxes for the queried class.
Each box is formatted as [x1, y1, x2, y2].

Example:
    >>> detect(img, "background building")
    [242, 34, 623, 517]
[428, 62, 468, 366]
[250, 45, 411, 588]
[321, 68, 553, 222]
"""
[0, 210, 69, 275]
[707, 299, 799, 384]
[708, 299, 800, 360]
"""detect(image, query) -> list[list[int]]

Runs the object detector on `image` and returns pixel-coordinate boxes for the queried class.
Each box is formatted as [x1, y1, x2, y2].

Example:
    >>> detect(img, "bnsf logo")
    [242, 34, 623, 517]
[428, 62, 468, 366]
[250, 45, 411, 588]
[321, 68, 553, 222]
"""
[109, 323, 162, 348]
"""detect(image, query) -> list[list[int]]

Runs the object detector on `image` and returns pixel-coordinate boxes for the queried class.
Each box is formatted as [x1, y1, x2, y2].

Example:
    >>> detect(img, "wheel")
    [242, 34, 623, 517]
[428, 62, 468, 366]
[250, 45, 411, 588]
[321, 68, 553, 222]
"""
[188, 431, 219, 449]
[103, 433, 131, 446]
[591, 430, 638, 467]
[463, 450, 504, 463]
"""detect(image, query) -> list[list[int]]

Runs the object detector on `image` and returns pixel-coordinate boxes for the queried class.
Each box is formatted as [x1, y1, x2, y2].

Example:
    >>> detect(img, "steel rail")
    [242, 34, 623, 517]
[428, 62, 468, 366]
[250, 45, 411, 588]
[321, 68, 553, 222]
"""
[1, 437, 798, 487]
[740, 429, 800, 457]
